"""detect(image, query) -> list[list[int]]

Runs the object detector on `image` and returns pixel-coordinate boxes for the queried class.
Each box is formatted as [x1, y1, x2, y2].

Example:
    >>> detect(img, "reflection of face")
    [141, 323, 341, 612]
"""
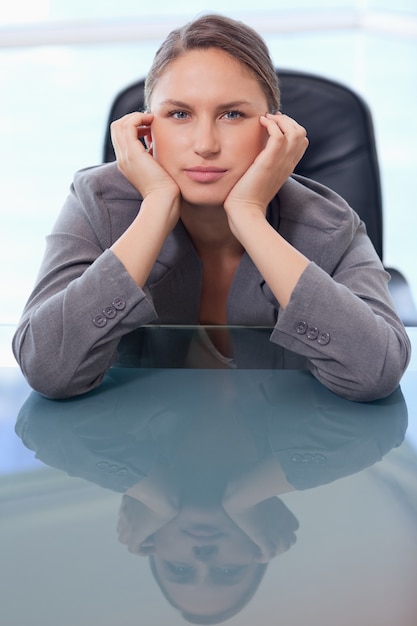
[152, 504, 261, 615]
[149, 48, 269, 208]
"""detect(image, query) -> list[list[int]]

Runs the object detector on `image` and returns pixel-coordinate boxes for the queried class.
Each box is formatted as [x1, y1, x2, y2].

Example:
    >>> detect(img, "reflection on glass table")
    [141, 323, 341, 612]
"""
[13, 329, 410, 624]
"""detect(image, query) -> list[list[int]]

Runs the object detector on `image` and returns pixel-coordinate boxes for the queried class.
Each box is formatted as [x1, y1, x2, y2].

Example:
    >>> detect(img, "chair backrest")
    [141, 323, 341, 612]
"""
[102, 69, 384, 259]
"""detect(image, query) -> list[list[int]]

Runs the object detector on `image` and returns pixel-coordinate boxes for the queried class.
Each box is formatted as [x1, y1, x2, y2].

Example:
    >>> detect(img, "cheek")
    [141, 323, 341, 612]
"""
[250, 124, 269, 153]
[150, 121, 184, 163]
[229, 124, 268, 161]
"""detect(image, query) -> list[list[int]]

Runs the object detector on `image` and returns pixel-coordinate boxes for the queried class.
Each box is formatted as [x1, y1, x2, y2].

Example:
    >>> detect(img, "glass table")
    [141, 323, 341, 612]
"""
[1, 326, 417, 625]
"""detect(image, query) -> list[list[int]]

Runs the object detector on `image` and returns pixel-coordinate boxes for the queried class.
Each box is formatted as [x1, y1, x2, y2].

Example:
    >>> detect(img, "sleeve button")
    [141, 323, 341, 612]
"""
[307, 326, 319, 340]
[112, 297, 126, 311]
[318, 332, 330, 345]
[296, 321, 308, 335]
[103, 305, 117, 319]
[92, 313, 107, 328]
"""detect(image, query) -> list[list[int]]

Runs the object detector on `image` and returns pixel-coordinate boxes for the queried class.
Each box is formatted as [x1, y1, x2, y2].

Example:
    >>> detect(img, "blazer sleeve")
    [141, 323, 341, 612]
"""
[12, 163, 158, 399]
[270, 177, 411, 401]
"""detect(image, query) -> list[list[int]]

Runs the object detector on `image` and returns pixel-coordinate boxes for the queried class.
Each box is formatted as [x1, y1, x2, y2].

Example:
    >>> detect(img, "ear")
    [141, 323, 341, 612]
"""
[144, 135, 153, 155]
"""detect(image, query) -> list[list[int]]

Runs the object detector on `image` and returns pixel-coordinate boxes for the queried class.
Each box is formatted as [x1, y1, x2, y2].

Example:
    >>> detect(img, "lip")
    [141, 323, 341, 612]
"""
[184, 530, 225, 541]
[183, 524, 225, 540]
[184, 166, 227, 183]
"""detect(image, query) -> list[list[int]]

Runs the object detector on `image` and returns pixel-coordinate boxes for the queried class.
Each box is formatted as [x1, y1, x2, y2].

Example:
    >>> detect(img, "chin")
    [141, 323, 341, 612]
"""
[179, 187, 231, 209]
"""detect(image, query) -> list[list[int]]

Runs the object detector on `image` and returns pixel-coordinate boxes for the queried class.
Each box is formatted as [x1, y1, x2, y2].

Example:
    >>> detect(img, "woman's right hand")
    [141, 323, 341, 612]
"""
[111, 112, 180, 205]
[109, 113, 181, 287]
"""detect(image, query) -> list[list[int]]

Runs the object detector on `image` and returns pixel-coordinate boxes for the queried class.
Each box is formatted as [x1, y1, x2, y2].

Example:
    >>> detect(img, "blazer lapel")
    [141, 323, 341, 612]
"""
[228, 196, 281, 326]
[147, 193, 281, 326]
[146, 221, 203, 323]
[227, 252, 279, 326]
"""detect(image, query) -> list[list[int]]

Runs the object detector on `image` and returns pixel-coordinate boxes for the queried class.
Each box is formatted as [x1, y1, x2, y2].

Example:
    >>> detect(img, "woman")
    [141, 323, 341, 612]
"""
[12, 14, 410, 400]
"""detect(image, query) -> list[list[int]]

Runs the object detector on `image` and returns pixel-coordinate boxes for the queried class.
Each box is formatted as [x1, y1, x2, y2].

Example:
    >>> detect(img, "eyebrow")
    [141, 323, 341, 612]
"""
[158, 99, 255, 111]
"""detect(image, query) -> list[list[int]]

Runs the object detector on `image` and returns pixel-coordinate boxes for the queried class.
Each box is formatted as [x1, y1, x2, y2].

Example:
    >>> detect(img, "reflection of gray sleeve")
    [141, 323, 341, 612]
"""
[270, 176, 410, 402]
[15, 370, 161, 492]
[278, 434, 396, 491]
[263, 372, 408, 490]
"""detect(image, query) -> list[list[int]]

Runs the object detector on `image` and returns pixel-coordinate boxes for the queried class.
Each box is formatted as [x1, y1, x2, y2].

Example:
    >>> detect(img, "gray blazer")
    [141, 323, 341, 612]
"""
[12, 162, 411, 400]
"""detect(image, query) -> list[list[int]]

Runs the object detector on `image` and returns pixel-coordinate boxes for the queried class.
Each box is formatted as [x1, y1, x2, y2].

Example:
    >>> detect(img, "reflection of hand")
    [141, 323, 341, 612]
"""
[117, 461, 179, 555]
[224, 114, 308, 221]
[223, 453, 294, 509]
[131, 460, 179, 517]
[117, 494, 177, 555]
[224, 497, 299, 563]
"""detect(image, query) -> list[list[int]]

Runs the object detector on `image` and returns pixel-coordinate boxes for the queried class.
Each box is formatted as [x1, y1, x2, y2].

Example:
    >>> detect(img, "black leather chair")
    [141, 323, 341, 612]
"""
[102, 69, 417, 325]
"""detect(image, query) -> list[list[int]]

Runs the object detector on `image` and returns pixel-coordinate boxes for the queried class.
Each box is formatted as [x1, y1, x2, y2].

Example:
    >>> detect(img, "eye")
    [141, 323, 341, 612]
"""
[168, 110, 190, 120]
[165, 562, 193, 576]
[215, 565, 246, 579]
[222, 110, 243, 120]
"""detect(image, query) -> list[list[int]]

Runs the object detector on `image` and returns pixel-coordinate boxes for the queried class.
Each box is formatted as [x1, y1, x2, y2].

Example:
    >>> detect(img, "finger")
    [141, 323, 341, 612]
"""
[259, 114, 284, 138]
[265, 113, 307, 137]
[258, 116, 305, 160]
[111, 112, 154, 143]
[117, 111, 154, 126]
[262, 114, 308, 160]
[111, 114, 155, 161]
[255, 117, 308, 181]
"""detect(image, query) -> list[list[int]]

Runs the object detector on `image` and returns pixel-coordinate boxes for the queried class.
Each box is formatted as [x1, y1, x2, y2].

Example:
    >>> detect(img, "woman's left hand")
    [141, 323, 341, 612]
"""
[223, 114, 310, 309]
[224, 113, 308, 221]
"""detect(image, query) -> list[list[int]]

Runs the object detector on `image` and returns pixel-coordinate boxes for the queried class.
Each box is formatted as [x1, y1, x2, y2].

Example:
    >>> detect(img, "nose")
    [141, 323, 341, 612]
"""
[193, 118, 220, 157]
[193, 545, 218, 561]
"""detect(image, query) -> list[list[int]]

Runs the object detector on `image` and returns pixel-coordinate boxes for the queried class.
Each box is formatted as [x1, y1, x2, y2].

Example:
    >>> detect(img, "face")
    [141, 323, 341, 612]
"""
[148, 48, 269, 208]
[151, 503, 262, 615]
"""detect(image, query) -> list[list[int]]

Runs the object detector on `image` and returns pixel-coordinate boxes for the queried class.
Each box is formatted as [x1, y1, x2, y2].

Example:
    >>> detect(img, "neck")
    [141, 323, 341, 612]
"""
[180, 201, 244, 258]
